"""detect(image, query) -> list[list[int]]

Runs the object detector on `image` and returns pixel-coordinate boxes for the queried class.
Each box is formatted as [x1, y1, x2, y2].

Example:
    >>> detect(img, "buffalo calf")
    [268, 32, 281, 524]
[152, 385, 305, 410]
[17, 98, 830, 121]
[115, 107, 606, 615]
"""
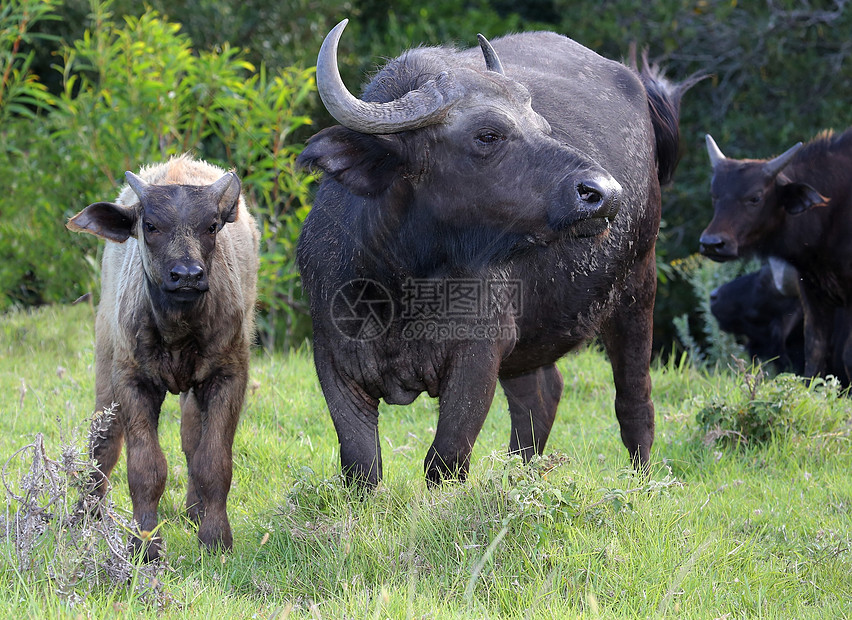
[710, 260, 804, 374]
[68, 154, 259, 560]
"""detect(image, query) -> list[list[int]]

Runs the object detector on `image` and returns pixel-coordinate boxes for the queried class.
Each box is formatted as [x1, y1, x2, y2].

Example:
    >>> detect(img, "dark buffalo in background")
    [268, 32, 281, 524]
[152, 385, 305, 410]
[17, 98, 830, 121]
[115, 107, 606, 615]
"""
[710, 259, 804, 374]
[297, 19, 698, 487]
[700, 129, 852, 385]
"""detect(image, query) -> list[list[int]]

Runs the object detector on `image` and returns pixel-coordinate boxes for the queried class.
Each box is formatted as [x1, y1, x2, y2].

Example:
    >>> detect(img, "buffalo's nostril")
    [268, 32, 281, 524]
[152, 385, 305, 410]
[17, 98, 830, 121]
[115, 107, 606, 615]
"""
[576, 176, 621, 219]
[577, 182, 604, 205]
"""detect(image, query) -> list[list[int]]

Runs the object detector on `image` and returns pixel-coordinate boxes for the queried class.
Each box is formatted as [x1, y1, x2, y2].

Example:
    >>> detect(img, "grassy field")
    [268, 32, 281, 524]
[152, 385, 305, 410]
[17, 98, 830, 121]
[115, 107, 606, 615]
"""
[1, 304, 850, 618]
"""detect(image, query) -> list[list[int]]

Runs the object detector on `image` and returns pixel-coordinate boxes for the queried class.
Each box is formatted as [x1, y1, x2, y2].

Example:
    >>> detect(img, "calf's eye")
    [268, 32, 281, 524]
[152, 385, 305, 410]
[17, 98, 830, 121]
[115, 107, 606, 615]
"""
[144, 221, 158, 233]
[208, 223, 218, 235]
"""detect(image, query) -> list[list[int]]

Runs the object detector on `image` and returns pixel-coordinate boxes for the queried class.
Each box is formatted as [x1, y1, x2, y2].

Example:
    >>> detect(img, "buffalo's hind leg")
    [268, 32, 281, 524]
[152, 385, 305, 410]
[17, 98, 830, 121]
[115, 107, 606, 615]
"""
[600, 254, 656, 473]
[500, 364, 563, 462]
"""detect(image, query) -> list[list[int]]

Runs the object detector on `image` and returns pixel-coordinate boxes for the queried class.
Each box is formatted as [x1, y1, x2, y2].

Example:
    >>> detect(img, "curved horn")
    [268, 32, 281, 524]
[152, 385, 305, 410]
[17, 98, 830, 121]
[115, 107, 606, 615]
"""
[763, 142, 803, 178]
[477, 34, 504, 75]
[705, 134, 726, 169]
[125, 171, 149, 201]
[316, 19, 454, 134]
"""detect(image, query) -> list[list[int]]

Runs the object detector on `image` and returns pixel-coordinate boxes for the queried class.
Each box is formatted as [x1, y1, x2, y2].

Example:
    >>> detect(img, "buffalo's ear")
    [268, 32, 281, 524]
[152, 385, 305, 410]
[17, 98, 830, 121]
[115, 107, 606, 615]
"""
[209, 172, 241, 224]
[777, 174, 828, 214]
[297, 126, 405, 197]
[67, 202, 137, 242]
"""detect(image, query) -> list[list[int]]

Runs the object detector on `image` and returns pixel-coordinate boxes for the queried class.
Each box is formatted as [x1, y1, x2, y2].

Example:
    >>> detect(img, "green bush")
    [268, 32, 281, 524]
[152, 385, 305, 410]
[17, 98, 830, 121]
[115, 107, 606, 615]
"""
[5, 0, 852, 351]
[670, 253, 756, 369]
[697, 357, 850, 448]
[2, 0, 316, 347]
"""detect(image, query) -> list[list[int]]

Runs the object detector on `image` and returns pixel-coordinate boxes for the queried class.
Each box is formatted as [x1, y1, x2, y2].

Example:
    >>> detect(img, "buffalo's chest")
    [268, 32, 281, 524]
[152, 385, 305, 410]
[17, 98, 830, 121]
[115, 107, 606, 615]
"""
[334, 335, 451, 405]
[158, 347, 204, 395]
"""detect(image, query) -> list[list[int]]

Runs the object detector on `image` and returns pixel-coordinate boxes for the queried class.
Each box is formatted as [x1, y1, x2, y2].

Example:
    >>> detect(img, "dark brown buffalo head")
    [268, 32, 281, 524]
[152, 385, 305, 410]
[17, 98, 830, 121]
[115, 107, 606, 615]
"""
[67, 171, 241, 304]
[699, 134, 827, 261]
[298, 19, 622, 245]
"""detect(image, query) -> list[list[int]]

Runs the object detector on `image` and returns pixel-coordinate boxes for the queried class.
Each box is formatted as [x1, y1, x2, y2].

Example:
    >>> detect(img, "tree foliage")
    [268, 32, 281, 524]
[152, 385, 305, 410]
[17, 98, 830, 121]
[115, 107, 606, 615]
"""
[3, 0, 851, 350]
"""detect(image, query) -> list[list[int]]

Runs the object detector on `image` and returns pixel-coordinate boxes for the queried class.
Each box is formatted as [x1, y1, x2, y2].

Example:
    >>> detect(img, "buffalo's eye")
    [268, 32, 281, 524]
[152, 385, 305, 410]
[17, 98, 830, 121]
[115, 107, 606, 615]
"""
[208, 222, 218, 235]
[475, 131, 505, 145]
[144, 221, 158, 233]
[746, 192, 763, 205]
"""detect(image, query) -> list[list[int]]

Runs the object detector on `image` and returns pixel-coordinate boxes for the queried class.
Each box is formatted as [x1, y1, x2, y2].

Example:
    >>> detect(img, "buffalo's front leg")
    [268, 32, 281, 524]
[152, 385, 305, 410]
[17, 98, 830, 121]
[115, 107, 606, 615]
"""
[179, 389, 203, 524]
[189, 367, 247, 552]
[500, 364, 564, 462]
[314, 346, 382, 488]
[798, 284, 835, 380]
[426, 344, 501, 485]
[600, 254, 656, 472]
[118, 379, 168, 561]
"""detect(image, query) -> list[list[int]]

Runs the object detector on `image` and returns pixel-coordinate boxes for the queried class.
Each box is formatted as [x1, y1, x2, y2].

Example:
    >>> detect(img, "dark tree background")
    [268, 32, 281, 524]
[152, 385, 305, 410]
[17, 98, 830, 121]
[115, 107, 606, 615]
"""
[7, 0, 852, 352]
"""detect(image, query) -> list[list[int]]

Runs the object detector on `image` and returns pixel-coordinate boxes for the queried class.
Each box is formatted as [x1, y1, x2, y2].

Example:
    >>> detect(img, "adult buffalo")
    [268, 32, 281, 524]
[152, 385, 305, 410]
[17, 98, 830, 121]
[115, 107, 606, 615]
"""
[298, 19, 697, 487]
[699, 130, 852, 384]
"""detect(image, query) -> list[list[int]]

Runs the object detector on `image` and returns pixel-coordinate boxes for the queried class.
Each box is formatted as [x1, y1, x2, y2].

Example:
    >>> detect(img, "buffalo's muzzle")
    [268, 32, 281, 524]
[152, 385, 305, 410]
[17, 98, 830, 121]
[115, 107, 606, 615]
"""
[699, 232, 738, 262]
[549, 174, 622, 236]
[164, 261, 208, 298]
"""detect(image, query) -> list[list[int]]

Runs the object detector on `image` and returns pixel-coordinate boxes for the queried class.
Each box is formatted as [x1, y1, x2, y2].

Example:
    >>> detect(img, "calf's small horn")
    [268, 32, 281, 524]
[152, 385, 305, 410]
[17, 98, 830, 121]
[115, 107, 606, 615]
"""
[125, 171, 149, 201]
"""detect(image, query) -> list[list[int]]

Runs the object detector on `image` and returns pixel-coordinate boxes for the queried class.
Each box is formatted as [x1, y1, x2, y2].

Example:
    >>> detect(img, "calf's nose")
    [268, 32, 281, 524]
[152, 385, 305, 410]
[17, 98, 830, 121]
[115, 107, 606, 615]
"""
[169, 262, 204, 284]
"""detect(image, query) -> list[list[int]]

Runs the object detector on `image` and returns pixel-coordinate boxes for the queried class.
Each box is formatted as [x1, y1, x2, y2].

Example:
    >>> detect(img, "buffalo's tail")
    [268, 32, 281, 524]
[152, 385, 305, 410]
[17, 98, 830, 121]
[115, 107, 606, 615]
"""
[631, 46, 707, 186]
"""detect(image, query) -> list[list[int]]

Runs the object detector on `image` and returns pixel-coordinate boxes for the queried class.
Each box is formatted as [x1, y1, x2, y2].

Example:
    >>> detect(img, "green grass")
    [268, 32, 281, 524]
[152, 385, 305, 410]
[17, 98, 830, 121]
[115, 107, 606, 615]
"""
[1, 304, 851, 618]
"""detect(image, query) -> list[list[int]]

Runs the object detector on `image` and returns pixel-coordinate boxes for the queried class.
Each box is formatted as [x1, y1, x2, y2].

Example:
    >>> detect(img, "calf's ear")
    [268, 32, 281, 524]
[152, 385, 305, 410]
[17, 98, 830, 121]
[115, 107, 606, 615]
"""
[66, 202, 137, 242]
[297, 126, 404, 197]
[209, 172, 242, 224]
[777, 175, 828, 214]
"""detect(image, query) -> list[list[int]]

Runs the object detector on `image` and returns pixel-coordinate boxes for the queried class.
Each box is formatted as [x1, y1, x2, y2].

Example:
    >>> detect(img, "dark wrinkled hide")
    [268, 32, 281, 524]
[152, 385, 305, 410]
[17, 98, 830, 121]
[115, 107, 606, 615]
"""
[700, 129, 852, 385]
[298, 28, 696, 487]
[710, 264, 805, 374]
[67, 156, 259, 560]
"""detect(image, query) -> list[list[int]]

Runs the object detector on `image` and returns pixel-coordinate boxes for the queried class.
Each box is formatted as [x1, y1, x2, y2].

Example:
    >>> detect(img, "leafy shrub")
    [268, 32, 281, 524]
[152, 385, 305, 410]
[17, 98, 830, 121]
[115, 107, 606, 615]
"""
[697, 357, 851, 448]
[0, 0, 57, 125]
[2, 0, 316, 347]
[670, 253, 755, 368]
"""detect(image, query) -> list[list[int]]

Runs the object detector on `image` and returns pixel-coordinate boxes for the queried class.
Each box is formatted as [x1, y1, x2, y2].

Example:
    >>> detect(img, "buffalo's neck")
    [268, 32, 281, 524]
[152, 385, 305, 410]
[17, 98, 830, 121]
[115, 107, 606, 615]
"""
[356, 194, 526, 282]
[144, 281, 207, 342]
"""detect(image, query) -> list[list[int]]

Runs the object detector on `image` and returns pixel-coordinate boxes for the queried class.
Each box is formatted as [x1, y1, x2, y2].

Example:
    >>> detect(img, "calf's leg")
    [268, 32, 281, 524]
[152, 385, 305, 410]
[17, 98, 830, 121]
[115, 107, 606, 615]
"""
[191, 367, 247, 552]
[179, 389, 203, 524]
[117, 378, 168, 561]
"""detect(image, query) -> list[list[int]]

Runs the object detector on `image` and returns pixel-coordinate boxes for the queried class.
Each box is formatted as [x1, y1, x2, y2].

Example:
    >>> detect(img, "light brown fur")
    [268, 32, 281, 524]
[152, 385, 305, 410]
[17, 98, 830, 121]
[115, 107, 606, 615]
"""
[71, 154, 259, 560]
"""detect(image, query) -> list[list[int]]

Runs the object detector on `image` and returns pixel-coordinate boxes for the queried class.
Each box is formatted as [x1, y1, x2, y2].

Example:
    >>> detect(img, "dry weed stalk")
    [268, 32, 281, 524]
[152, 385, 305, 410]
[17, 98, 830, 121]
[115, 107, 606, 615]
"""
[1, 406, 173, 608]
